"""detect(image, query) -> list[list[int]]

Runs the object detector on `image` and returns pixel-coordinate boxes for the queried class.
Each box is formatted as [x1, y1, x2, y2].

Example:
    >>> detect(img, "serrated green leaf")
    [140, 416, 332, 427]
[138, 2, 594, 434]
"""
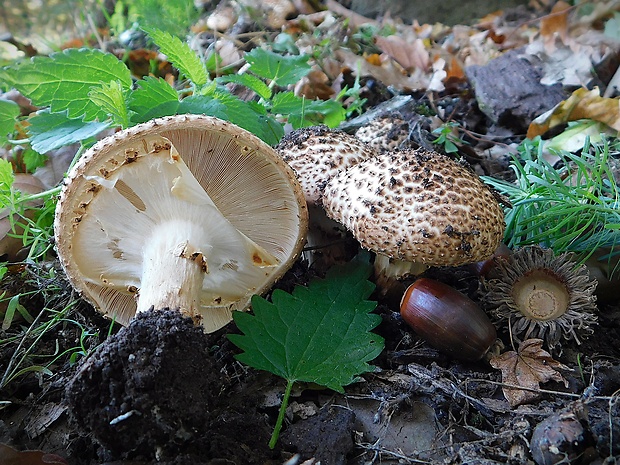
[28, 110, 111, 153]
[178, 93, 282, 145]
[217, 74, 272, 100]
[89, 80, 130, 128]
[144, 27, 208, 86]
[0, 158, 14, 193]
[128, 76, 180, 124]
[245, 49, 311, 87]
[1, 48, 131, 121]
[0, 99, 20, 145]
[229, 258, 384, 392]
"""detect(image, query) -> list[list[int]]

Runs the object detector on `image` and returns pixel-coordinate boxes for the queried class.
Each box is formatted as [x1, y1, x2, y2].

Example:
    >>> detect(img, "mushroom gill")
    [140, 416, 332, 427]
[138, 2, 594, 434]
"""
[483, 246, 598, 351]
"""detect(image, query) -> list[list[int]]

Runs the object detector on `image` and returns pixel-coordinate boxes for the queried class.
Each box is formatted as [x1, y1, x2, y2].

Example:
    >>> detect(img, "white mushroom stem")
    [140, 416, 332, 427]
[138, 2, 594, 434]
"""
[373, 254, 428, 294]
[137, 221, 208, 315]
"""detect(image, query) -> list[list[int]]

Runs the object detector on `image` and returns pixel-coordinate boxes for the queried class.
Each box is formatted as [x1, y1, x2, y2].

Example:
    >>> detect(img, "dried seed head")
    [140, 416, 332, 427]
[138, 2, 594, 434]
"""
[483, 246, 598, 351]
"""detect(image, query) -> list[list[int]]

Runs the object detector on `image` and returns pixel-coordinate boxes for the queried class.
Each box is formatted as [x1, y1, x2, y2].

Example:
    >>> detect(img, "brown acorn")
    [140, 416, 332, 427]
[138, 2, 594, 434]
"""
[400, 278, 497, 361]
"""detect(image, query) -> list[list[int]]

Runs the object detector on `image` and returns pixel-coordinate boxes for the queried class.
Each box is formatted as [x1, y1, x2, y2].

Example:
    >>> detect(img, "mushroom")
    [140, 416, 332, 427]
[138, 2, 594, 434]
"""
[276, 125, 378, 267]
[354, 115, 410, 152]
[322, 148, 505, 289]
[483, 245, 598, 351]
[54, 114, 308, 333]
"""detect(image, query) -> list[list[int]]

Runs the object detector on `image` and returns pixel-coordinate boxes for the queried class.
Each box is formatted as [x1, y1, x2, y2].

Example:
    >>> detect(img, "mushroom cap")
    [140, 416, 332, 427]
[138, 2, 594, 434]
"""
[323, 148, 505, 266]
[354, 115, 410, 152]
[54, 114, 308, 332]
[276, 126, 378, 206]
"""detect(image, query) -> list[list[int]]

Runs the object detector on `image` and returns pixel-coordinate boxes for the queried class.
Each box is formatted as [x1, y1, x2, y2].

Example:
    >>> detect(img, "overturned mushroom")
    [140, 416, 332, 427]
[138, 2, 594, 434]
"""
[276, 125, 377, 267]
[483, 246, 598, 351]
[322, 148, 505, 289]
[54, 114, 308, 332]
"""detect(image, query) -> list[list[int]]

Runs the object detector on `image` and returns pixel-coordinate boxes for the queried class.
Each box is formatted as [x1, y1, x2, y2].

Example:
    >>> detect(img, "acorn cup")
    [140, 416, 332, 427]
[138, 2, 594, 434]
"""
[400, 278, 497, 362]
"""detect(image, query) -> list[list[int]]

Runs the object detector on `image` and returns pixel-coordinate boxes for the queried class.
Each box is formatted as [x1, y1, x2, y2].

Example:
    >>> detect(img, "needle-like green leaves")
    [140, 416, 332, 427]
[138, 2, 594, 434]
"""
[229, 258, 384, 447]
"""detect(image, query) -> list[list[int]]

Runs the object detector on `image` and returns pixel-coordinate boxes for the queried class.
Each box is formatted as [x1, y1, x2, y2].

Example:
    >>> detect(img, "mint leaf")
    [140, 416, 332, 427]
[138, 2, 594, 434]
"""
[144, 27, 208, 86]
[0, 99, 20, 145]
[1, 48, 131, 121]
[245, 49, 311, 87]
[28, 110, 110, 153]
[89, 80, 130, 128]
[217, 74, 272, 100]
[128, 76, 180, 124]
[230, 258, 383, 447]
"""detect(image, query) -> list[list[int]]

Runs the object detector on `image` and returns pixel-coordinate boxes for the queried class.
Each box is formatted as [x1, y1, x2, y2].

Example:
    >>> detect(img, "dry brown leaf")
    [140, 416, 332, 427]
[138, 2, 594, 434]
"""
[336, 49, 429, 92]
[527, 87, 620, 138]
[539, 1, 571, 51]
[295, 69, 335, 100]
[0, 443, 68, 465]
[375, 36, 430, 72]
[489, 339, 569, 408]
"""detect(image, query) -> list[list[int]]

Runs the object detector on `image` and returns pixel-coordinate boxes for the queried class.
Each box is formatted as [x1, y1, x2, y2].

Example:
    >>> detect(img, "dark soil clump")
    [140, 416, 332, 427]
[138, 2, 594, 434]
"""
[64, 309, 218, 461]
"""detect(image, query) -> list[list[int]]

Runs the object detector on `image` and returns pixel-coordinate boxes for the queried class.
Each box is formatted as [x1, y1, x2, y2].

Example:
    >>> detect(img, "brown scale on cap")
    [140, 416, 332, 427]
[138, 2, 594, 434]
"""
[323, 148, 505, 267]
[354, 115, 410, 152]
[277, 126, 378, 206]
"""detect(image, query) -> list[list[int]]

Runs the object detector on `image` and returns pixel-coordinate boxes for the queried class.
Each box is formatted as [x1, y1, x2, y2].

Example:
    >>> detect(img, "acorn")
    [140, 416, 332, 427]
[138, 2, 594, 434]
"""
[400, 278, 497, 362]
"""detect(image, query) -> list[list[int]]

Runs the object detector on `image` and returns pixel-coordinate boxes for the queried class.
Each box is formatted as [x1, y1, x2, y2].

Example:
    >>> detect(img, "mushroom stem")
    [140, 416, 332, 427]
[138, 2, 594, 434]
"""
[373, 254, 428, 294]
[137, 221, 208, 316]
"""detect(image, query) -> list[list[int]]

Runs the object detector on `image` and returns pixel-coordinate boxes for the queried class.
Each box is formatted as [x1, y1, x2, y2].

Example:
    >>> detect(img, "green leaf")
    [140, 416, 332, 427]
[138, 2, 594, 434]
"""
[21, 148, 47, 173]
[89, 80, 130, 128]
[0, 158, 14, 201]
[229, 258, 383, 447]
[217, 74, 272, 100]
[271, 92, 346, 128]
[144, 27, 208, 86]
[178, 93, 283, 145]
[128, 76, 180, 124]
[0, 99, 20, 145]
[28, 110, 111, 153]
[230, 258, 384, 391]
[1, 48, 131, 121]
[245, 48, 311, 87]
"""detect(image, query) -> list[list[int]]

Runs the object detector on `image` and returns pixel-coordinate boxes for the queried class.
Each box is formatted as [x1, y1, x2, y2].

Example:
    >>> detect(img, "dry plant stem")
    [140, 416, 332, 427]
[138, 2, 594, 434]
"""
[137, 222, 207, 315]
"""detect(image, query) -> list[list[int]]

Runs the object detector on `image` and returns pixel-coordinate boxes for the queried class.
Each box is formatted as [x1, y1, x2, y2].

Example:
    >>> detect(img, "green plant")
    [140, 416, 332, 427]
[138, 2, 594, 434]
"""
[0, 28, 353, 265]
[0, 264, 107, 391]
[482, 136, 620, 268]
[229, 257, 384, 448]
[432, 121, 465, 154]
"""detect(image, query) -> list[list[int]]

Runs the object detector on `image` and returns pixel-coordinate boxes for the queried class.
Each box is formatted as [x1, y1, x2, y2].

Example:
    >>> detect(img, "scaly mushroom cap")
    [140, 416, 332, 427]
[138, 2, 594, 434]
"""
[323, 148, 505, 266]
[276, 126, 378, 206]
[54, 114, 308, 333]
[354, 116, 410, 152]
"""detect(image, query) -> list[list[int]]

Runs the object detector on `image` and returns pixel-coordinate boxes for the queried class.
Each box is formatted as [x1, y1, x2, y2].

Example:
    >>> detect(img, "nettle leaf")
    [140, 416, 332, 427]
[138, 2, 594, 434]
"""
[28, 110, 111, 153]
[230, 258, 383, 389]
[229, 258, 383, 447]
[129, 76, 180, 124]
[245, 48, 311, 87]
[0, 99, 20, 145]
[89, 80, 130, 128]
[1, 48, 131, 121]
[144, 27, 208, 86]
[216, 74, 272, 100]
[178, 93, 282, 145]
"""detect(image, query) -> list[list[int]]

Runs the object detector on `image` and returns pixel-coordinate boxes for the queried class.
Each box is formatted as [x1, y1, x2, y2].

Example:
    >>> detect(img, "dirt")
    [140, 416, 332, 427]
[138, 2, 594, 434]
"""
[1, 258, 619, 464]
